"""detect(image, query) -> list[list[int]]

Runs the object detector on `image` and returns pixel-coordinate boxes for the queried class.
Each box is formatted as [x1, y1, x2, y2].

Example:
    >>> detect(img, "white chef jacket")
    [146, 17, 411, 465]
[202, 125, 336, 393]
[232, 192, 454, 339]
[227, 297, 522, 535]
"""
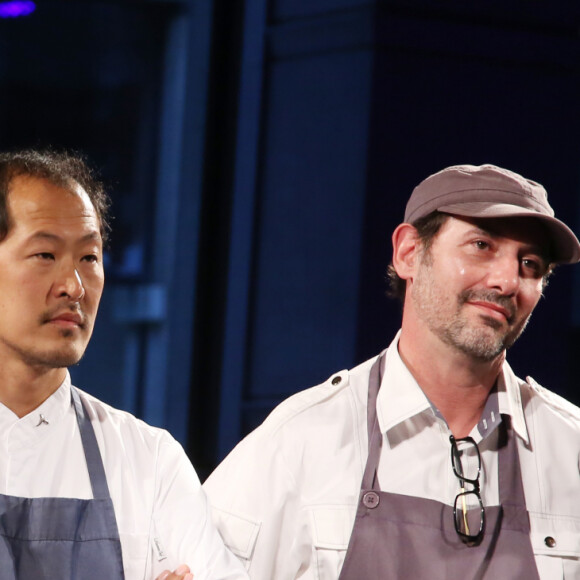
[0, 372, 248, 580]
[203, 332, 580, 579]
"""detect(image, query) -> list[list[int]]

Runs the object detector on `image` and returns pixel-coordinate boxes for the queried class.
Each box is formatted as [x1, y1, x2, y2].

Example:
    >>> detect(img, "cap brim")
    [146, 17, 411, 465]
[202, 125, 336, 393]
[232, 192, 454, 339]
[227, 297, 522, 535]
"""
[439, 202, 580, 264]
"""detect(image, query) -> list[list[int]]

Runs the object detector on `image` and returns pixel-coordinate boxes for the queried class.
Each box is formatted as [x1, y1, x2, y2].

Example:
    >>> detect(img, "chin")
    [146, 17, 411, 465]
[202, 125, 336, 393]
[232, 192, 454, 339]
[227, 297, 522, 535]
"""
[50, 346, 87, 367]
[24, 345, 87, 369]
[48, 354, 85, 368]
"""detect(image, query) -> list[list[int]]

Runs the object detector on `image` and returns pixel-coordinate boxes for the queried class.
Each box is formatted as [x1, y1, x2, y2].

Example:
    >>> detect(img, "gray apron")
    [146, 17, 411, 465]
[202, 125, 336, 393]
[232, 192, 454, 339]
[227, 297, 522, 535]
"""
[0, 387, 125, 579]
[338, 354, 540, 579]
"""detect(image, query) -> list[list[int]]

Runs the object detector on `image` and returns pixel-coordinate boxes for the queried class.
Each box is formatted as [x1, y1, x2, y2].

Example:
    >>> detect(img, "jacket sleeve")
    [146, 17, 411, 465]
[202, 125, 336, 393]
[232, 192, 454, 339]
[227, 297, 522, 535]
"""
[150, 433, 250, 580]
[203, 427, 306, 580]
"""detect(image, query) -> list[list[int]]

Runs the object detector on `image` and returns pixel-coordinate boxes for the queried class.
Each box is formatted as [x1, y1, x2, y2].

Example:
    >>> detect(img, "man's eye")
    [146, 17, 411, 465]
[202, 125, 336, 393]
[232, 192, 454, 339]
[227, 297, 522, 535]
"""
[35, 253, 54, 260]
[522, 258, 542, 274]
[82, 254, 98, 263]
[474, 240, 489, 250]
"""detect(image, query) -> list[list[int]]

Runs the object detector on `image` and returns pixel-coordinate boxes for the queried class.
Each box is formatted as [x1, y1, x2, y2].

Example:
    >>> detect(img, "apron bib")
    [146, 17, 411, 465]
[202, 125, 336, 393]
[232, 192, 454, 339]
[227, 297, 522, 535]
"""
[338, 354, 539, 579]
[0, 387, 125, 579]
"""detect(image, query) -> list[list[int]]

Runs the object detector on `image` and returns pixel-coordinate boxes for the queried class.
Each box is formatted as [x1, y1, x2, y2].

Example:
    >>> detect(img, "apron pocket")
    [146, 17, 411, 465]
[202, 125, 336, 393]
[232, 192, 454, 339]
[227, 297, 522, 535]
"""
[209, 506, 260, 568]
[310, 506, 353, 580]
[530, 512, 580, 579]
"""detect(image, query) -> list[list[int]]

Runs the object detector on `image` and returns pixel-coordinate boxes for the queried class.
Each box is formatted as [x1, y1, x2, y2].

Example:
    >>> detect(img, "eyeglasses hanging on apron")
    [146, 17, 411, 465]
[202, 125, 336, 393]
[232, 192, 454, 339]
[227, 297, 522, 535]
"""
[450, 434, 485, 545]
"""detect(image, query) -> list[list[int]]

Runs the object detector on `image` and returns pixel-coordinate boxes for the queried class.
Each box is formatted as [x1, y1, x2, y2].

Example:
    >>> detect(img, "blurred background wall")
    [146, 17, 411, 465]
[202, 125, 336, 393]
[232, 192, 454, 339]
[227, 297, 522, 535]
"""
[2, 0, 579, 478]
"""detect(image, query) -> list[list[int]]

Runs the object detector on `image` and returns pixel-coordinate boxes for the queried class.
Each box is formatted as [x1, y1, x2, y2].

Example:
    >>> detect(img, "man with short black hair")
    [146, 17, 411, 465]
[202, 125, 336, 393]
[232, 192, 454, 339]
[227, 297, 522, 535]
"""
[204, 164, 580, 579]
[0, 149, 247, 580]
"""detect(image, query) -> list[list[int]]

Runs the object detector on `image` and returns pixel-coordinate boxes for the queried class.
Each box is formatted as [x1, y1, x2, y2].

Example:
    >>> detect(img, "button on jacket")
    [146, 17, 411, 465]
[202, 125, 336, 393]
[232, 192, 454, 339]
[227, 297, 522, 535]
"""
[0, 372, 248, 580]
[204, 333, 580, 579]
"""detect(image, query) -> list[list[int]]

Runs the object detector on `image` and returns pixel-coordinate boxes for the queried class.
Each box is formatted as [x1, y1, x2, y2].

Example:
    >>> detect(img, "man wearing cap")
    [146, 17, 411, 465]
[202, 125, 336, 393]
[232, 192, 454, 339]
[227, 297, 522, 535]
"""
[203, 164, 580, 579]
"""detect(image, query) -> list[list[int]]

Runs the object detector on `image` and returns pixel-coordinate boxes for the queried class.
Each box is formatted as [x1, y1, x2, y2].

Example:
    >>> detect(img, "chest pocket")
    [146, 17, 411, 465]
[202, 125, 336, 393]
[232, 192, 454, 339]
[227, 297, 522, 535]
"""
[530, 512, 580, 579]
[209, 506, 260, 570]
[310, 506, 354, 580]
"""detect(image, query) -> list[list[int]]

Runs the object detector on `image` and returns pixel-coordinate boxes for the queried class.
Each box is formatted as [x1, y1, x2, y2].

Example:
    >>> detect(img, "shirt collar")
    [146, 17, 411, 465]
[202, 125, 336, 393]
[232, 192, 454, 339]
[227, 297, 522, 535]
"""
[376, 331, 529, 444]
[376, 331, 433, 434]
[496, 361, 529, 444]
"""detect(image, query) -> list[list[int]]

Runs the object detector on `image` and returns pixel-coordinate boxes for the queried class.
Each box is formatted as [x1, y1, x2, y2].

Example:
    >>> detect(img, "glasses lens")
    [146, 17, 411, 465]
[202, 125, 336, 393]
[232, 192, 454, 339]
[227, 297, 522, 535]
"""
[451, 438, 480, 483]
[454, 491, 484, 538]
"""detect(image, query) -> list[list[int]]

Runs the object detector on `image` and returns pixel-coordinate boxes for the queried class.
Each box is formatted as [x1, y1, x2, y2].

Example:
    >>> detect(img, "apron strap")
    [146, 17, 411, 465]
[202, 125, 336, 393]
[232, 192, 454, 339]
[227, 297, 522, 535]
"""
[497, 416, 528, 518]
[361, 353, 385, 491]
[71, 387, 113, 501]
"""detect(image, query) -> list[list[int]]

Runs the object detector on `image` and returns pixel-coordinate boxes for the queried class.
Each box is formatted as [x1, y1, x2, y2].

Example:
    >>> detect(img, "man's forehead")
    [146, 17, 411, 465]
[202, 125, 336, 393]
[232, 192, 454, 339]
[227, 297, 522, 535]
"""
[10, 173, 81, 194]
[9, 174, 95, 210]
[7, 174, 100, 232]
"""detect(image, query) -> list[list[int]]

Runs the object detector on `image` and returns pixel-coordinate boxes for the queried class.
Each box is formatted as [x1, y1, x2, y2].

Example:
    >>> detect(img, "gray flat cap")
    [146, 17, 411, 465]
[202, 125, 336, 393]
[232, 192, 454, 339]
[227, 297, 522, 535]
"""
[404, 164, 580, 264]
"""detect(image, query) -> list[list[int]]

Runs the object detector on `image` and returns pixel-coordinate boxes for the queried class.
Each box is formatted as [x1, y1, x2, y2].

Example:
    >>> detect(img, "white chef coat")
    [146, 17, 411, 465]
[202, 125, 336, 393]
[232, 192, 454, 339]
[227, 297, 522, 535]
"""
[203, 332, 580, 579]
[0, 372, 248, 580]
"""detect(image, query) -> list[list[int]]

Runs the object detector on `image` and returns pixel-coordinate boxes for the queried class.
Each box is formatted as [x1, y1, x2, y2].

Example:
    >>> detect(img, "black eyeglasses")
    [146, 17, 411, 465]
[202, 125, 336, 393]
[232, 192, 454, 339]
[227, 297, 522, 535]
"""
[449, 435, 485, 546]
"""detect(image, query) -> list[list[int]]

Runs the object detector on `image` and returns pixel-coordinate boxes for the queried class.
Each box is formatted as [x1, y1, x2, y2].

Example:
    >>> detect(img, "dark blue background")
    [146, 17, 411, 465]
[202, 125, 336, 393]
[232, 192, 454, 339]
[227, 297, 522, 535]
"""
[1, 0, 579, 478]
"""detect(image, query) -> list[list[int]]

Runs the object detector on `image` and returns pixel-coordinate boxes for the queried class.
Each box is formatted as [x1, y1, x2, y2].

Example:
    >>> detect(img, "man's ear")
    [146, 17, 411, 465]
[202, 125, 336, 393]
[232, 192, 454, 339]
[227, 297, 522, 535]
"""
[392, 223, 421, 281]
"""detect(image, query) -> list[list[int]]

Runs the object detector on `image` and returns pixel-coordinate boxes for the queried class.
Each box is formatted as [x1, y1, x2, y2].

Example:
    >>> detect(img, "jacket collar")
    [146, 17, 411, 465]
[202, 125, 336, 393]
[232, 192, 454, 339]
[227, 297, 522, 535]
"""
[0, 371, 72, 449]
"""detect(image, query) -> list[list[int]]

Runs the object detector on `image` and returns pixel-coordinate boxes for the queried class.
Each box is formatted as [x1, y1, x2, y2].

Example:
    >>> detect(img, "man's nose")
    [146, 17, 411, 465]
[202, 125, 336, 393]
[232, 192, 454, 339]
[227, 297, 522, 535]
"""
[56, 266, 85, 302]
[486, 255, 520, 295]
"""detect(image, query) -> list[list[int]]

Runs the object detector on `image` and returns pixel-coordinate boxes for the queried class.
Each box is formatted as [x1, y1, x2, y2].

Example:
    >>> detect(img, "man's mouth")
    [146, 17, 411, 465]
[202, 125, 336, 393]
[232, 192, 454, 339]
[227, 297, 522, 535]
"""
[467, 300, 513, 322]
[44, 311, 85, 329]
[460, 290, 516, 324]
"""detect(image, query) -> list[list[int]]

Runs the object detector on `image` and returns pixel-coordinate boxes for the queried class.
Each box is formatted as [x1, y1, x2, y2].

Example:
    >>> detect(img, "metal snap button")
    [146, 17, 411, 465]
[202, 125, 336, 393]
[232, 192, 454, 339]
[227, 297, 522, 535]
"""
[362, 491, 380, 509]
[544, 536, 556, 548]
[331, 376, 342, 385]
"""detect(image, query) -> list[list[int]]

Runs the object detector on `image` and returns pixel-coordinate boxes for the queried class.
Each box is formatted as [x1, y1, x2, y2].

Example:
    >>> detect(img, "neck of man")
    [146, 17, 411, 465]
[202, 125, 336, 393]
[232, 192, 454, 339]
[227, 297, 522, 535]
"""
[398, 324, 504, 439]
[0, 361, 67, 418]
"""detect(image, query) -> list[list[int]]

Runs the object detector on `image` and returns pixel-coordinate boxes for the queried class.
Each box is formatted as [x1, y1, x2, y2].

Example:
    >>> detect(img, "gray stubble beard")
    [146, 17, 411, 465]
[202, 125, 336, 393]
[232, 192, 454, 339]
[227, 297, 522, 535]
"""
[411, 259, 532, 363]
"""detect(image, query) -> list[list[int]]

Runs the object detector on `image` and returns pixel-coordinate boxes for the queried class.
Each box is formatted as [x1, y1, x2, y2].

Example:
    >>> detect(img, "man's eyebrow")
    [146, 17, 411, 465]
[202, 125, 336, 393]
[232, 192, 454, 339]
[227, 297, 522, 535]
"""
[25, 231, 102, 243]
[463, 226, 499, 240]
[466, 225, 493, 236]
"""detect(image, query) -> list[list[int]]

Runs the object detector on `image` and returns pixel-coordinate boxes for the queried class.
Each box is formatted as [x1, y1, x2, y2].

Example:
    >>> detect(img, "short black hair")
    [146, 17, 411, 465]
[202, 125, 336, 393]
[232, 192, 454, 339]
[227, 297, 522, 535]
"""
[0, 148, 110, 244]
